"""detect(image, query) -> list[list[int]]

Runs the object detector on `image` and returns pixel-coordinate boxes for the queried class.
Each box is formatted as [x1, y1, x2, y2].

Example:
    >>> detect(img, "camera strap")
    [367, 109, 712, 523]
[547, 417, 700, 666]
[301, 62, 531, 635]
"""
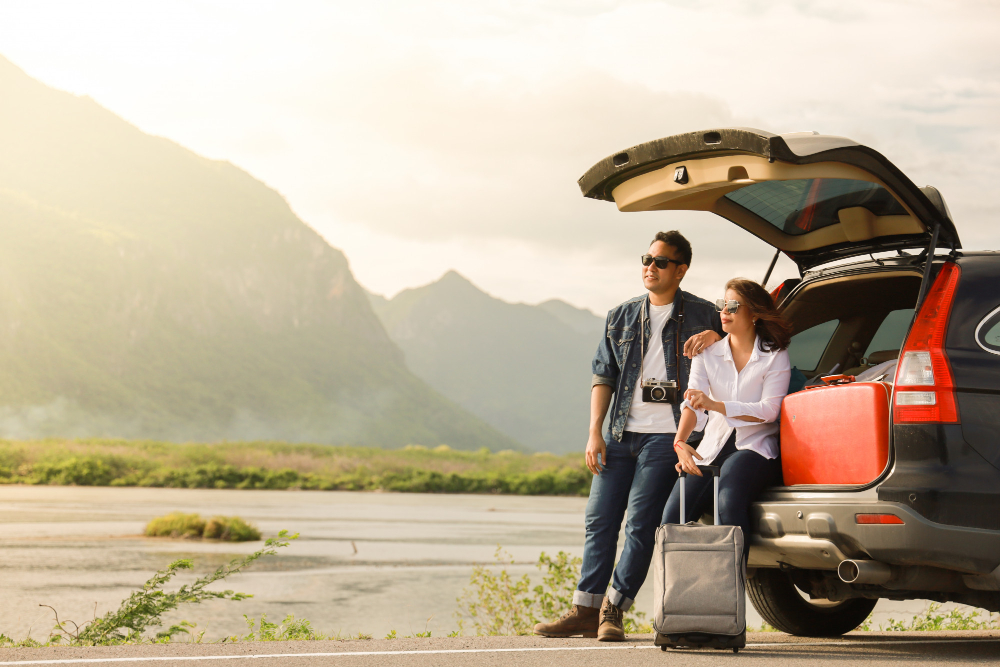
[639, 298, 646, 385]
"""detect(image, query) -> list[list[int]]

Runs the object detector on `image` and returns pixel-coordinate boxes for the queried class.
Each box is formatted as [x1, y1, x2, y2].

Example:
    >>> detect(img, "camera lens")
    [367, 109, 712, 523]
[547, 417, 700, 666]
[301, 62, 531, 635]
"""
[651, 387, 665, 401]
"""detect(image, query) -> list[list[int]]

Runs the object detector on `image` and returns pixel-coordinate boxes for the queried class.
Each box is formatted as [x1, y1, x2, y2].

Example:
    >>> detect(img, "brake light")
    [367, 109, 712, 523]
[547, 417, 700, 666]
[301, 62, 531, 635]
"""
[893, 262, 961, 423]
[855, 514, 904, 525]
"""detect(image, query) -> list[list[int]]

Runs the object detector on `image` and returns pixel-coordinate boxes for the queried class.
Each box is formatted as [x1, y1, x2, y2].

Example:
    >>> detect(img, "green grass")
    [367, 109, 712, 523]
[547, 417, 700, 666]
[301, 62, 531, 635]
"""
[202, 516, 261, 541]
[144, 512, 261, 541]
[145, 512, 207, 539]
[0, 439, 591, 496]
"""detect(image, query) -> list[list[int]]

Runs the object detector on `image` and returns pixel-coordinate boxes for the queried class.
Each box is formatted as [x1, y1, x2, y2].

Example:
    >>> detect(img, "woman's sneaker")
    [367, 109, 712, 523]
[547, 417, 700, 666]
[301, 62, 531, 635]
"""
[532, 604, 599, 637]
[597, 597, 625, 641]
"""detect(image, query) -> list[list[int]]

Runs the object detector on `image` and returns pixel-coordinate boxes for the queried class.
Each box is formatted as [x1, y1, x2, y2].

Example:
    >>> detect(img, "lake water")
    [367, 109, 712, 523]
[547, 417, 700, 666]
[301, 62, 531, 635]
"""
[0, 486, 952, 641]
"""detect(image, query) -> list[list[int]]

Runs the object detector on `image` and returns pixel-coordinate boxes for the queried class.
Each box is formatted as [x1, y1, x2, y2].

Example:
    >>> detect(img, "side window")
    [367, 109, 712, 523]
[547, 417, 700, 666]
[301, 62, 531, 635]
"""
[788, 320, 839, 372]
[977, 306, 1000, 355]
[864, 309, 915, 357]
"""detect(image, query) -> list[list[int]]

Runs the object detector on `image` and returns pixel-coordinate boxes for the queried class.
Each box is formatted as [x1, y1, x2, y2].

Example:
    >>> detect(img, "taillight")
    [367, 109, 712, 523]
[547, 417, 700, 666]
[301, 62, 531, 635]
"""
[893, 262, 961, 423]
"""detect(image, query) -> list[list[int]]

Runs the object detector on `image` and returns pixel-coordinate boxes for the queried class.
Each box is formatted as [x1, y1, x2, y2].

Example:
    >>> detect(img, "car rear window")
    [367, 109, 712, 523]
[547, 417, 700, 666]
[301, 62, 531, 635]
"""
[864, 308, 914, 358]
[788, 319, 839, 372]
[723, 179, 907, 236]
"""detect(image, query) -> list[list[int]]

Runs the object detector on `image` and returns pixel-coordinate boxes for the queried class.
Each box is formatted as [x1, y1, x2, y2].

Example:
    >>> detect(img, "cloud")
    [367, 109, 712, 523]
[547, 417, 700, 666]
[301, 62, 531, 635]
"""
[1, 0, 998, 309]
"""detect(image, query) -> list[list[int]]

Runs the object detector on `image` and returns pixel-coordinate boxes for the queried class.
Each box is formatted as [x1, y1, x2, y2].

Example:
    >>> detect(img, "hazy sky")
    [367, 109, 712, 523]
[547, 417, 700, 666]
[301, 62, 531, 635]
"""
[2, 0, 998, 313]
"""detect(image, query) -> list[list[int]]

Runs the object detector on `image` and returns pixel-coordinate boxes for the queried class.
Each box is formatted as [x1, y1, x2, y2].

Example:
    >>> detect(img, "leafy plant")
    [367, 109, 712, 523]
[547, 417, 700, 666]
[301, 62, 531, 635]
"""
[531, 551, 580, 622]
[878, 603, 1000, 631]
[237, 613, 322, 641]
[46, 530, 297, 645]
[454, 546, 646, 636]
[456, 547, 535, 636]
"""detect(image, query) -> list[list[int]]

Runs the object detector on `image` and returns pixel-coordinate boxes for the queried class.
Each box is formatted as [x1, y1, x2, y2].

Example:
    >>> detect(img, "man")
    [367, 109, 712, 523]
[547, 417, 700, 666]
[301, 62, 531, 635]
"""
[534, 231, 723, 641]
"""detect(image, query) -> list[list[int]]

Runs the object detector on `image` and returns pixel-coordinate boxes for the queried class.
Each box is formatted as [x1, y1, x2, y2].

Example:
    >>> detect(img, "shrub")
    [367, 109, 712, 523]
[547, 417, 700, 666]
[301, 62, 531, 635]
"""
[0, 439, 593, 496]
[203, 516, 262, 542]
[878, 603, 1000, 631]
[45, 530, 297, 645]
[145, 513, 206, 539]
[236, 614, 322, 641]
[455, 546, 646, 636]
[144, 513, 260, 541]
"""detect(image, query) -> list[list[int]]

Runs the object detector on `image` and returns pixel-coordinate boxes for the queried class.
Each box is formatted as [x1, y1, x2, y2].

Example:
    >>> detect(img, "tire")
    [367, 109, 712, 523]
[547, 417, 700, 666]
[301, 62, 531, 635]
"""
[747, 568, 877, 637]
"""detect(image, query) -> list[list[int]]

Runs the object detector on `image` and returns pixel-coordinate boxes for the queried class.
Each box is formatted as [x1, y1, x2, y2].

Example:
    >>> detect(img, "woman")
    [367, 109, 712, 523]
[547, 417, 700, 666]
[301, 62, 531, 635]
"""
[661, 278, 792, 560]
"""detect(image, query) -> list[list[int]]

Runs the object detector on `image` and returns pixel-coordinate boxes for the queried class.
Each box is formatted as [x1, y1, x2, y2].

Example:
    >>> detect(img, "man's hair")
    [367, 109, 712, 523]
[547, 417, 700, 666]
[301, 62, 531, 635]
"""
[650, 231, 692, 267]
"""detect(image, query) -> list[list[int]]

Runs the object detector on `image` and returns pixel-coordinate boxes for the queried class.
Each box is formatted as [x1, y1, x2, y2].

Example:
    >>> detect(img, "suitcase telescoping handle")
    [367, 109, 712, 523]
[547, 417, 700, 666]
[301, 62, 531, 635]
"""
[678, 465, 721, 525]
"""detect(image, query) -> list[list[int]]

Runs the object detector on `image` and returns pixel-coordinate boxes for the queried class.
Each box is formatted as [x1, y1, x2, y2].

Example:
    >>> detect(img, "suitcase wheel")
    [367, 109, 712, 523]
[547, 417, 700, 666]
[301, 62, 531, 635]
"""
[733, 648, 739, 654]
[660, 646, 667, 652]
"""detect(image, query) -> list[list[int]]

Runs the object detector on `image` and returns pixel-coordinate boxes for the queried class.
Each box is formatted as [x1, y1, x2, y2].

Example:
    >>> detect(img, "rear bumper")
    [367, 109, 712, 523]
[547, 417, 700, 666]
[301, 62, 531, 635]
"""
[748, 498, 1000, 575]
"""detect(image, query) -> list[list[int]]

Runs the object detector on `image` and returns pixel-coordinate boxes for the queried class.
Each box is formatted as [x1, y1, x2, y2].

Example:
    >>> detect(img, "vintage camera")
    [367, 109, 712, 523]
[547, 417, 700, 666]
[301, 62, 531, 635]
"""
[641, 378, 678, 404]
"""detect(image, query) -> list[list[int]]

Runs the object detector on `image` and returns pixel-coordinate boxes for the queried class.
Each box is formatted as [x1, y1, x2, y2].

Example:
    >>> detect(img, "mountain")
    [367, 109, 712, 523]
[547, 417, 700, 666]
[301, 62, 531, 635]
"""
[368, 271, 606, 453]
[537, 299, 606, 337]
[0, 55, 518, 450]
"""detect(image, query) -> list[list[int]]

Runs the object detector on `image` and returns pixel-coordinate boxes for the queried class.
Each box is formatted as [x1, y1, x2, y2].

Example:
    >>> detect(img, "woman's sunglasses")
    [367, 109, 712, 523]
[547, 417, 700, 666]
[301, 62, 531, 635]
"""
[715, 299, 741, 314]
[641, 254, 683, 269]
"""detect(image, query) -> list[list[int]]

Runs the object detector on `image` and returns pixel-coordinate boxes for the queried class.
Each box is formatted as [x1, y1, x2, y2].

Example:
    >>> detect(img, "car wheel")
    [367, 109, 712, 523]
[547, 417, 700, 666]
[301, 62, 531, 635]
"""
[746, 568, 877, 637]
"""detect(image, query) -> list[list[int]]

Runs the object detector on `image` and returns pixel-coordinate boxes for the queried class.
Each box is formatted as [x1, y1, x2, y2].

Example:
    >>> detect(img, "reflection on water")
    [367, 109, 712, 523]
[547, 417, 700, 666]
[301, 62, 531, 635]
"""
[0, 486, 942, 640]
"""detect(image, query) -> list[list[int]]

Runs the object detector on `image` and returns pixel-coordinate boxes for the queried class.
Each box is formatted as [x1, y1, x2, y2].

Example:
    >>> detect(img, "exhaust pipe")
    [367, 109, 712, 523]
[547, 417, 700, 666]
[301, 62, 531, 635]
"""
[838, 559, 892, 585]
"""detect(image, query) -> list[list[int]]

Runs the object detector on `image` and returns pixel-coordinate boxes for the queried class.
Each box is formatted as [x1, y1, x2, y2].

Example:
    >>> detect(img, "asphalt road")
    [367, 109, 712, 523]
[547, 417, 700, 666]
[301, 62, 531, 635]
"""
[2, 632, 999, 667]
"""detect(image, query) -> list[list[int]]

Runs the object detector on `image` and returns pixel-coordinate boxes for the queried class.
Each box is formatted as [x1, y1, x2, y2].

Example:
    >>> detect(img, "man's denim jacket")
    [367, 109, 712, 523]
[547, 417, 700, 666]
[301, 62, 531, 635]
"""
[592, 289, 724, 443]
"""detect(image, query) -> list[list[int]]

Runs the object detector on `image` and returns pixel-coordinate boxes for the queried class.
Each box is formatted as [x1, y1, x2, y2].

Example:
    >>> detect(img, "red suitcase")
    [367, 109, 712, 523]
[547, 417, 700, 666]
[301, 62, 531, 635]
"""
[780, 382, 892, 486]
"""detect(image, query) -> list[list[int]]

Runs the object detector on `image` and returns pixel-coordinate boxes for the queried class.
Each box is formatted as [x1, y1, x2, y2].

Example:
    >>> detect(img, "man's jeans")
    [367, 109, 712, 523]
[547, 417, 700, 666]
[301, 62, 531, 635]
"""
[574, 431, 678, 612]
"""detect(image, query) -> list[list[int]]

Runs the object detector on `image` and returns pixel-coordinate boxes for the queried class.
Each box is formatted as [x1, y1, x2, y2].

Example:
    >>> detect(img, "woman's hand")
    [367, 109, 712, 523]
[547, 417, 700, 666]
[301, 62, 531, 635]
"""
[684, 388, 723, 414]
[683, 330, 721, 358]
[674, 440, 704, 477]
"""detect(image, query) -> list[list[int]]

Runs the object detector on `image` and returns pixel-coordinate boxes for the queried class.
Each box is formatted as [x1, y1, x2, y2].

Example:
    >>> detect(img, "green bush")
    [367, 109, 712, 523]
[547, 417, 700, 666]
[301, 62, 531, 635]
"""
[144, 513, 260, 541]
[203, 516, 261, 542]
[454, 546, 645, 636]
[0, 439, 592, 496]
[145, 512, 207, 538]
[877, 602, 999, 631]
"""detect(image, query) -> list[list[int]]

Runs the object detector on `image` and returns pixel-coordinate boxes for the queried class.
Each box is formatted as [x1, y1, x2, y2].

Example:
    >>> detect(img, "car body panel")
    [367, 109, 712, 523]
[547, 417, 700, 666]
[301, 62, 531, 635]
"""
[749, 498, 1000, 575]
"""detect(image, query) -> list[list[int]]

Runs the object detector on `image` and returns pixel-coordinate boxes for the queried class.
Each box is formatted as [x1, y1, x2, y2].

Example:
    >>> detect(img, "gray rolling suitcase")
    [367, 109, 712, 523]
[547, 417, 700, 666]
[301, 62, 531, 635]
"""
[652, 465, 746, 653]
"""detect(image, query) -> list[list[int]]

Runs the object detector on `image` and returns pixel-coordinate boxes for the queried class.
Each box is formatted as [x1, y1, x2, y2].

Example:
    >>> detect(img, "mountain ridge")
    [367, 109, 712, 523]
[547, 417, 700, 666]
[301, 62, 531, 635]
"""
[0, 55, 517, 450]
[368, 271, 606, 453]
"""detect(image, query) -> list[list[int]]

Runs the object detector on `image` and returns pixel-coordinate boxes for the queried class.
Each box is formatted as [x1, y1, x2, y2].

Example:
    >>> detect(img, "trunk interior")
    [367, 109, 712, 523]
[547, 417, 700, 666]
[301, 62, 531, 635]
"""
[777, 269, 923, 486]
[783, 270, 922, 382]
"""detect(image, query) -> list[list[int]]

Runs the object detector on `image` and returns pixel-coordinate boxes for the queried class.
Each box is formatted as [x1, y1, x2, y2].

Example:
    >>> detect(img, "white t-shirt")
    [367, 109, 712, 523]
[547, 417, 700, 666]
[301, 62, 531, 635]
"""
[625, 303, 678, 433]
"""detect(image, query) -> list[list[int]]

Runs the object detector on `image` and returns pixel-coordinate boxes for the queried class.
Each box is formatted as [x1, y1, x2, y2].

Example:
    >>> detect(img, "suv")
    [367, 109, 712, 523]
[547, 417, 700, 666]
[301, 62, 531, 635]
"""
[579, 128, 1000, 636]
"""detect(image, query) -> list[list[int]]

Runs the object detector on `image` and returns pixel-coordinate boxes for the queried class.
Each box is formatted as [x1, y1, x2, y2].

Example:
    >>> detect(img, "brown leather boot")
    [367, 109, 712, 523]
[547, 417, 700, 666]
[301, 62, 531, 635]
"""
[597, 597, 625, 642]
[533, 604, 599, 637]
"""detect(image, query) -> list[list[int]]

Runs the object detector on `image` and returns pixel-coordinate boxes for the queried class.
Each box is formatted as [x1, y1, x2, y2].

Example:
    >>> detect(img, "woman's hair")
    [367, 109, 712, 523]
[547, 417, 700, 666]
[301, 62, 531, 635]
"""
[724, 278, 792, 352]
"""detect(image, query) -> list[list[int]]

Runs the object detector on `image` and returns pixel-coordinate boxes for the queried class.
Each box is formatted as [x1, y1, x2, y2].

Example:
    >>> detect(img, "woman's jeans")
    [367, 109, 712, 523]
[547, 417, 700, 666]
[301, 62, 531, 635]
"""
[575, 431, 679, 612]
[661, 432, 781, 561]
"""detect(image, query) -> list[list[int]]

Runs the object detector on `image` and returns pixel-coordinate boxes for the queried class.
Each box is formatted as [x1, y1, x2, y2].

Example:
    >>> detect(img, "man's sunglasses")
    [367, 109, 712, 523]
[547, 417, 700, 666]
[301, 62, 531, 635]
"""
[641, 254, 683, 269]
[715, 299, 741, 314]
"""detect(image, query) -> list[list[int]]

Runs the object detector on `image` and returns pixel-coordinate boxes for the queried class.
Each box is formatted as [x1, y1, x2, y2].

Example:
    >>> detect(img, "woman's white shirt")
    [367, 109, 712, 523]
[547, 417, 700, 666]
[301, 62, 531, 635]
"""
[682, 335, 791, 465]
